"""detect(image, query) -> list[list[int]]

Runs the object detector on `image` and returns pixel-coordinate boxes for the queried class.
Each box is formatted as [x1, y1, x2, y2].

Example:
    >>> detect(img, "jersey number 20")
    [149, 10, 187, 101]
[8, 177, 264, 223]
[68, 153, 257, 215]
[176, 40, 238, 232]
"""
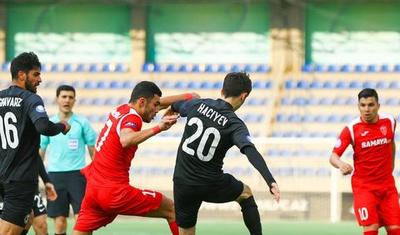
[182, 117, 221, 161]
[0, 112, 19, 149]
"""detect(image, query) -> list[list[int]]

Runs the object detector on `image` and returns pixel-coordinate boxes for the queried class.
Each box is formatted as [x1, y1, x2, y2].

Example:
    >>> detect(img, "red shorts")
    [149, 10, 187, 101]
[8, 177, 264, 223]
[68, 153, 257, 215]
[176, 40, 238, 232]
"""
[353, 186, 400, 226]
[74, 183, 163, 232]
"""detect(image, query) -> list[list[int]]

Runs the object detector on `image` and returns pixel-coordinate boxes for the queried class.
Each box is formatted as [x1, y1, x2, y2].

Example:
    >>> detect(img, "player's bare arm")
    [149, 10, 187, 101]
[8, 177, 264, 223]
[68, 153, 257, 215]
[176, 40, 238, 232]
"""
[120, 115, 179, 147]
[329, 152, 353, 175]
[159, 92, 200, 110]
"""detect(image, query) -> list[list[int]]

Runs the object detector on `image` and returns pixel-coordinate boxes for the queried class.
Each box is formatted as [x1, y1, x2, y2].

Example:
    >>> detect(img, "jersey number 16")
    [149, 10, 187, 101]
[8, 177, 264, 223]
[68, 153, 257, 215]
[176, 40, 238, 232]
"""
[0, 112, 19, 149]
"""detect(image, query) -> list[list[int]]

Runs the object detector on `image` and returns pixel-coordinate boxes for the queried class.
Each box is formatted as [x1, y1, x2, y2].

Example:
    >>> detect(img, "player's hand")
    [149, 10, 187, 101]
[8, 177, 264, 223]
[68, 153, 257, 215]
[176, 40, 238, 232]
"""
[270, 182, 280, 203]
[60, 120, 71, 135]
[339, 162, 353, 175]
[159, 114, 179, 131]
[162, 107, 179, 118]
[45, 182, 58, 201]
[190, 92, 200, 99]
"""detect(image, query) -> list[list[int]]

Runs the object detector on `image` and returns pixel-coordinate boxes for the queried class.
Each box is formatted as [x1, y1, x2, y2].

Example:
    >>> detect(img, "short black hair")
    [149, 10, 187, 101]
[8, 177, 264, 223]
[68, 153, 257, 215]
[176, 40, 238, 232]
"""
[56, 85, 76, 97]
[10, 52, 41, 80]
[358, 88, 379, 102]
[129, 81, 162, 103]
[222, 72, 252, 98]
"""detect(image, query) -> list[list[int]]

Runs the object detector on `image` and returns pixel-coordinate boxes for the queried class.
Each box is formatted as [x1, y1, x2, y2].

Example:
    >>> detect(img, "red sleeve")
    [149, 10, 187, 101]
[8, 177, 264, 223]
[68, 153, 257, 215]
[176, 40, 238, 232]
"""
[332, 126, 352, 157]
[119, 114, 142, 132]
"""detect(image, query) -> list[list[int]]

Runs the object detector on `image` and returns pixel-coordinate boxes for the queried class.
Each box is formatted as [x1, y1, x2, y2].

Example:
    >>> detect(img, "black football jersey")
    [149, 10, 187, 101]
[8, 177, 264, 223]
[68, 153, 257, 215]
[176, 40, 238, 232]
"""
[172, 98, 254, 185]
[0, 86, 49, 183]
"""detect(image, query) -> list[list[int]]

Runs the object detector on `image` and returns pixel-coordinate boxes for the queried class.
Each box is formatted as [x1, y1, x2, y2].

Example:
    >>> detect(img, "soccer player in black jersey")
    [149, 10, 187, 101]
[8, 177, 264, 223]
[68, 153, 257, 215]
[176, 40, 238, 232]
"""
[0, 52, 70, 235]
[171, 72, 280, 235]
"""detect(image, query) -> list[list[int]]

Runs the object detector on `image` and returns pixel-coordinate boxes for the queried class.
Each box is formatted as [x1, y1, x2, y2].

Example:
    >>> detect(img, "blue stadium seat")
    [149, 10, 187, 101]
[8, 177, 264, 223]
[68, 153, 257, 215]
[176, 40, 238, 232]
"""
[340, 64, 351, 72]
[213, 81, 223, 89]
[89, 64, 100, 73]
[1, 62, 10, 72]
[288, 114, 302, 123]
[204, 64, 215, 73]
[367, 64, 377, 72]
[200, 81, 214, 89]
[115, 63, 128, 72]
[142, 63, 153, 72]
[101, 63, 112, 72]
[255, 64, 269, 73]
[349, 80, 363, 89]
[362, 81, 375, 88]
[381, 64, 390, 72]
[327, 64, 339, 72]
[318, 97, 332, 105]
[51, 64, 60, 72]
[335, 81, 347, 89]
[83, 81, 97, 89]
[301, 64, 313, 72]
[293, 98, 308, 106]
[63, 63, 74, 72]
[174, 81, 187, 89]
[243, 64, 254, 73]
[376, 81, 390, 89]
[332, 97, 347, 105]
[275, 114, 286, 122]
[110, 81, 124, 89]
[104, 97, 120, 106]
[354, 64, 364, 72]
[166, 64, 177, 72]
[122, 80, 136, 89]
[280, 98, 291, 105]
[253, 81, 270, 89]
[314, 64, 324, 72]
[309, 80, 323, 88]
[217, 64, 227, 73]
[394, 64, 400, 72]
[296, 80, 308, 89]
[187, 81, 201, 89]
[96, 81, 110, 89]
[230, 64, 241, 72]
[178, 64, 188, 73]
[390, 81, 400, 89]
[191, 64, 200, 73]
[76, 63, 86, 72]
[385, 98, 398, 106]
[322, 81, 335, 89]
[285, 80, 297, 89]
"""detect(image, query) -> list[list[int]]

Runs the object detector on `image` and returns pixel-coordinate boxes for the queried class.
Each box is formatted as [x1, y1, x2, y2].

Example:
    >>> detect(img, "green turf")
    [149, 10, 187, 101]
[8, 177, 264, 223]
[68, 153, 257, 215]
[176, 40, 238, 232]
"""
[31, 218, 367, 235]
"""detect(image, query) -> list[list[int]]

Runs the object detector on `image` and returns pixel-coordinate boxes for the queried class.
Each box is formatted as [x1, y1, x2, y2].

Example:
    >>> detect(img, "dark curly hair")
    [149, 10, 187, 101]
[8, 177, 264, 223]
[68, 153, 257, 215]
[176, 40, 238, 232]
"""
[10, 52, 41, 80]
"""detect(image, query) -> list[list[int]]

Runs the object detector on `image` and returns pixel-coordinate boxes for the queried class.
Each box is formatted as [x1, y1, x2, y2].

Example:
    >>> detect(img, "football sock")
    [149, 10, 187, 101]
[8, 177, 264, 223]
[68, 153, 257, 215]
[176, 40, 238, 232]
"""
[364, 231, 378, 235]
[20, 230, 28, 235]
[168, 220, 179, 235]
[55, 233, 66, 235]
[239, 196, 262, 235]
[388, 228, 400, 235]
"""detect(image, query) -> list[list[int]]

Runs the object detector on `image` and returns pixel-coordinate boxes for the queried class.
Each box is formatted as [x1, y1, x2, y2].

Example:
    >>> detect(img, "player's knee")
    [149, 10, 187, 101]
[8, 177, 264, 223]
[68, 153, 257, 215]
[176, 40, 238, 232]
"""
[238, 195, 258, 211]
[237, 184, 253, 202]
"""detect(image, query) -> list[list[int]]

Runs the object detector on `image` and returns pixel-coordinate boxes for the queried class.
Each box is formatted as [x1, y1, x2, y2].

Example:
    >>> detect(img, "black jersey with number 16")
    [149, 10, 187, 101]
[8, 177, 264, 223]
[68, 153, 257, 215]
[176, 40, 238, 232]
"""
[172, 98, 254, 185]
[0, 86, 49, 183]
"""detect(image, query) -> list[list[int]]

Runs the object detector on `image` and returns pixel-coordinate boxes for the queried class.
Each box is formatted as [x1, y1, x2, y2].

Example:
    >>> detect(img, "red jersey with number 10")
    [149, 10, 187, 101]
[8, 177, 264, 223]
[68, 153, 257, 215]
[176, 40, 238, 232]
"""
[82, 104, 142, 186]
[332, 114, 396, 190]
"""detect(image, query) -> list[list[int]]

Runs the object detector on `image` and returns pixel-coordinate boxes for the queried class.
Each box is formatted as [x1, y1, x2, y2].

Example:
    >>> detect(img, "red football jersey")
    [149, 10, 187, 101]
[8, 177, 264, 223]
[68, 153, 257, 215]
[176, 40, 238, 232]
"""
[82, 104, 142, 186]
[333, 114, 396, 190]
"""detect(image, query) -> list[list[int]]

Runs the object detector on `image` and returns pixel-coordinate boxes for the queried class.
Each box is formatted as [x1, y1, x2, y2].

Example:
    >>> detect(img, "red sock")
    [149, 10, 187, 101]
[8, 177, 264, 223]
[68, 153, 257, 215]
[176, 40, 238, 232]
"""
[364, 231, 378, 235]
[388, 228, 400, 235]
[168, 220, 179, 235]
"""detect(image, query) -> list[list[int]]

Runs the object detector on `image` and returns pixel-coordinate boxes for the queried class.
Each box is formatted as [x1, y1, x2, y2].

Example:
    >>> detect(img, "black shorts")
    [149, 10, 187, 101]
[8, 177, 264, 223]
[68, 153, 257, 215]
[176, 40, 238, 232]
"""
[32, 191, 47, 217]
[173, 173, 244, 228]
[47, 170, 86, 217]
[0, 181, 37, 227]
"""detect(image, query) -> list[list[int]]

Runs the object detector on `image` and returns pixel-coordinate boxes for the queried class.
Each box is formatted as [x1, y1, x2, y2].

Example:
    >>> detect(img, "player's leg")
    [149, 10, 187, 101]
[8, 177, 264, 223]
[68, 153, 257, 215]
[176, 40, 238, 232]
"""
[68, 171, 86, 223]
[144, 194, 179, 235]
[32, 191, 48, 235]
[235, 183, 262, 235]
[381, 187, 400, 235]
[0, 182, 36, 235]
[48, 172, 69, 235]
[173, 182, 203, 235]
[73, 185, 116, 235]
[353, 190, 379, 235]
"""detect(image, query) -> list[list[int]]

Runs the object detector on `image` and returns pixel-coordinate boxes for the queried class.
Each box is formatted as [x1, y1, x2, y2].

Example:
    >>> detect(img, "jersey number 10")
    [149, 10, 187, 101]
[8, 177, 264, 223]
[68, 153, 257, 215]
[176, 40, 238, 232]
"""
[0, 112, 19, 149]
[182, 117, 221, 162]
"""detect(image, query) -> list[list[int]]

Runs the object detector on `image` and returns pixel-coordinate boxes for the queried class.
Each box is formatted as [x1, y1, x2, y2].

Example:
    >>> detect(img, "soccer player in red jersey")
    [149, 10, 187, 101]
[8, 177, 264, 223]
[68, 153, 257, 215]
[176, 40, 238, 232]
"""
[72, 81, 198, 235]
[330, 88, 400, 235]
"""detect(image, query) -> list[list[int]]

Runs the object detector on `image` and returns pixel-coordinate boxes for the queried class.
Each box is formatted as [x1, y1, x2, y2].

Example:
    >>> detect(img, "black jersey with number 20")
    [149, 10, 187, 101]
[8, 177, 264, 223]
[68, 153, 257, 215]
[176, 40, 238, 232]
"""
[0, 86, 49, 183]
[172, 98, 254, 185]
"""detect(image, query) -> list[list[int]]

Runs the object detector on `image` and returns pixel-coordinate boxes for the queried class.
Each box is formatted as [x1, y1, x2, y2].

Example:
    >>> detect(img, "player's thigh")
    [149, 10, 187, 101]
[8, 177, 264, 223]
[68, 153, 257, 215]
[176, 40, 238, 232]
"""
[1, 181, 36, 227]
[379, 187, 400, 226]
[353, 190, 379, 226]
[32, 192, 47, 218]
[115, 186, 163, 216]
[173, 182, 202, 229]
[66, 171, 86, 214]
[203, 173, 244, 203]
[74, 186, 116, 232]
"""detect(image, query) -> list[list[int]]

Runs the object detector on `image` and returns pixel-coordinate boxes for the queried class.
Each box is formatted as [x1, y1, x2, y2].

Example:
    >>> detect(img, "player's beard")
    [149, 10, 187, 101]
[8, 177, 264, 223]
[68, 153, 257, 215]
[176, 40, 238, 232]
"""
[25, 76, 37, 93]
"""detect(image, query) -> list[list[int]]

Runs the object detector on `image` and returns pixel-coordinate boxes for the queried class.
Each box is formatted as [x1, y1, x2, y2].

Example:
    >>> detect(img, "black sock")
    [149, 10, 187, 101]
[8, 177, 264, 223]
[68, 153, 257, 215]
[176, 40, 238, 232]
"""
[20, 229, 28, 235]
[55, 233, 66, 235]
[239, 196, 262, 235]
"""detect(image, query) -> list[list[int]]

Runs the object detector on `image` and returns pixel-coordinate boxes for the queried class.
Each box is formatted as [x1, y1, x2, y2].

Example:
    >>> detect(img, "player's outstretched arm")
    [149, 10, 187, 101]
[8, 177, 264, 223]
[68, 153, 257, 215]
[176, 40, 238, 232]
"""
[159, 92, 200, 110]
[34, 117, 70, 136]
[120, 115, 179, 147]
[329, 152, 353, 175]
[242, 145, 280, 202]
